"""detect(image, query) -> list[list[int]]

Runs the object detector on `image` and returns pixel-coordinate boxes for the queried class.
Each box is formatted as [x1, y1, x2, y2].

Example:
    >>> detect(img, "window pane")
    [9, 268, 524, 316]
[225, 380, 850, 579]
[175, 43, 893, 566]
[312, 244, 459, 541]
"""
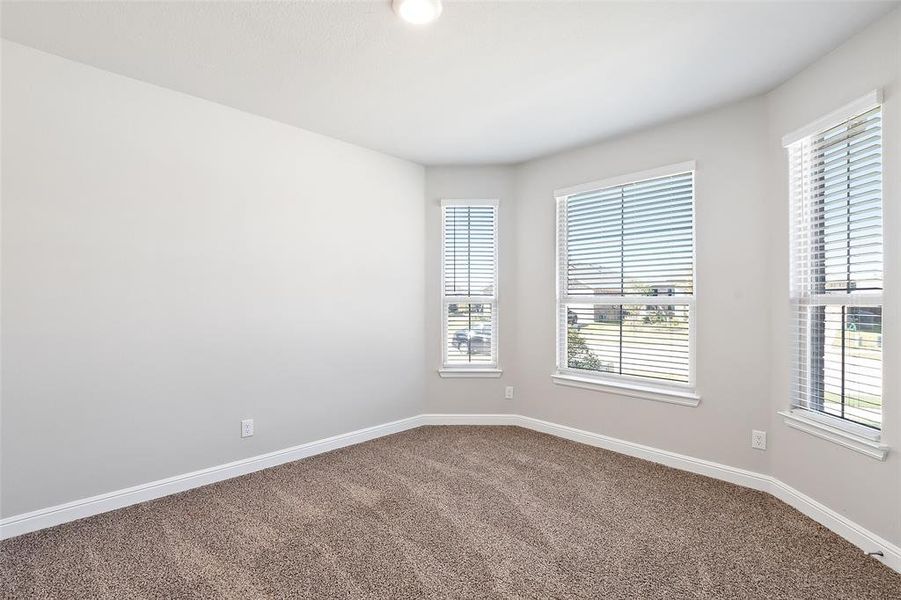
[810, 107, 883, 294]
[566, 172, 694, 297]
[443, 206, 496, 297]
[446, 303, 494, 365]
[565, 303, 690, 384]
[796, 304, 882, 429]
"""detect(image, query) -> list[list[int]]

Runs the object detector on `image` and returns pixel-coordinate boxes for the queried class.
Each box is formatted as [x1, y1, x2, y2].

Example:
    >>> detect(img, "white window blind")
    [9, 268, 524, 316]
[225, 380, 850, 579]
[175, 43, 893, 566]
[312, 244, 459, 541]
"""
[441, 200, 498, 369]
[556, 164, 695, 387]
[787, 100, 883, 430]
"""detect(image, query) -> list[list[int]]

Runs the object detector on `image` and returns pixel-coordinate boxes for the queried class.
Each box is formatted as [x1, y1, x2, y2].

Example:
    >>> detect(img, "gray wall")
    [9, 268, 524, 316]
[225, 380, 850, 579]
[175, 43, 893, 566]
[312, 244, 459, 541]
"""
[509, 98, 772, 475]
[424, 167, 517, 414]
[1, 42, 426, 517]
[765, 9, 901, 547]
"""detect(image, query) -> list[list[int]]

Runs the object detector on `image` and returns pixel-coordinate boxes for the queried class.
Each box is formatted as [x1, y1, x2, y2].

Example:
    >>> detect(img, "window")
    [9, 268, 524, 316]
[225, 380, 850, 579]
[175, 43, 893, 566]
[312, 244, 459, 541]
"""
[440, 200, 499, 375]
[554, 163, 696, 394]
[786, 93, 883, 432]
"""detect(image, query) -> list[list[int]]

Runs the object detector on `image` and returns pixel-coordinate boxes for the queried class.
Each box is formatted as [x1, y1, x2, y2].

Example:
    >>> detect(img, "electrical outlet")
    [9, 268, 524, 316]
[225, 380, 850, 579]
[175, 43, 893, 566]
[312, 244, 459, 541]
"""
[751, 430, 767, 450]
[241, 419, 254, 438]
[505, 386, 514, 399]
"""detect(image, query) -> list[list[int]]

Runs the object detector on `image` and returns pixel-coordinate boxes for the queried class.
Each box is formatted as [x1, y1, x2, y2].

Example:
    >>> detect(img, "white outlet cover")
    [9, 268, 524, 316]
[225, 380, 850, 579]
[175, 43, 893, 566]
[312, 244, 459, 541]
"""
[751, 430, 767, 450]
[505, 386, 514, 399]
[241, 419, 254, 438]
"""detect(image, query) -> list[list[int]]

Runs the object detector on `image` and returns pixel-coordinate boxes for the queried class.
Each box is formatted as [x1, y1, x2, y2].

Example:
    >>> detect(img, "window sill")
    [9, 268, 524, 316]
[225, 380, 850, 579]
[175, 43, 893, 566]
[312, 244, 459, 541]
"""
[550, 372, 700, 407]
[438, 368, 503, 379]
[779, 409, 888, 461]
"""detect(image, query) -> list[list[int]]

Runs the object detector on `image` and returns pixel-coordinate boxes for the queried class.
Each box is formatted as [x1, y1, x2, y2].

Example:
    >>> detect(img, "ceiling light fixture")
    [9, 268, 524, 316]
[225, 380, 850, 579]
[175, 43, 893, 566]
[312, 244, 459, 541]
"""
[393, 0, 443, 25]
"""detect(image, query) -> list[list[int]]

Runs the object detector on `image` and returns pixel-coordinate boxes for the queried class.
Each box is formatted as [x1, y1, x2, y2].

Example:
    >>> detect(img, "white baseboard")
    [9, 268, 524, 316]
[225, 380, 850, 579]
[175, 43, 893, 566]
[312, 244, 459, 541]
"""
[3, 412, 899, 574]
[515, 415, 773, 492]
[419, 413, 518, 426]
[0, 415, 425, 541]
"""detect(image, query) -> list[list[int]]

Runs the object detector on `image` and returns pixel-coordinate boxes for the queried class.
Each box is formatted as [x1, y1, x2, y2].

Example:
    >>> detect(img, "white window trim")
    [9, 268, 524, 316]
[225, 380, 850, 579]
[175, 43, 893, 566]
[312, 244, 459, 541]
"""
[438, 368, 503, 378]
[553, 162, 699, 400]
[782, 90, 887, 453]
[779, 409, 887, 461]
[551, 371, 700, 406]
[781, 89, 882, 147]
[439, 199, 500, 377]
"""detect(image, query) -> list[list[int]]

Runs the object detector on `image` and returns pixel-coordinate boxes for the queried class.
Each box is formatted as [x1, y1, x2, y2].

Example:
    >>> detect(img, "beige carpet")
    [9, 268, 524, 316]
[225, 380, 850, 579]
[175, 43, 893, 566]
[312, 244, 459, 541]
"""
[2, 426, 899, 599]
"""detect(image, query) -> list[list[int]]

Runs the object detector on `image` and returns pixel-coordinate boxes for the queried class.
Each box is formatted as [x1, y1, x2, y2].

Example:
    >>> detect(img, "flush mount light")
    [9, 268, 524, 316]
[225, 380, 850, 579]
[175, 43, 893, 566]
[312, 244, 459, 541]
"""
[393, 0, 443, 25]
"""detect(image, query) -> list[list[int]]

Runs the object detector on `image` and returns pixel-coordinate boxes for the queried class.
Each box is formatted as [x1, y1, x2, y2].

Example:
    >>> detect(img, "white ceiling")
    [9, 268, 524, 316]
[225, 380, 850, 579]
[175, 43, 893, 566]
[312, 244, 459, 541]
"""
[1, 1, 895, 165]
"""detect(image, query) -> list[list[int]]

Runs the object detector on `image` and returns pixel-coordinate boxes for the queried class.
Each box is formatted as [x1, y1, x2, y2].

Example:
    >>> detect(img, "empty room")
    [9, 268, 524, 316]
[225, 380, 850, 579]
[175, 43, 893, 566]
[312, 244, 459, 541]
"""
[2, 1, 901, 598]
